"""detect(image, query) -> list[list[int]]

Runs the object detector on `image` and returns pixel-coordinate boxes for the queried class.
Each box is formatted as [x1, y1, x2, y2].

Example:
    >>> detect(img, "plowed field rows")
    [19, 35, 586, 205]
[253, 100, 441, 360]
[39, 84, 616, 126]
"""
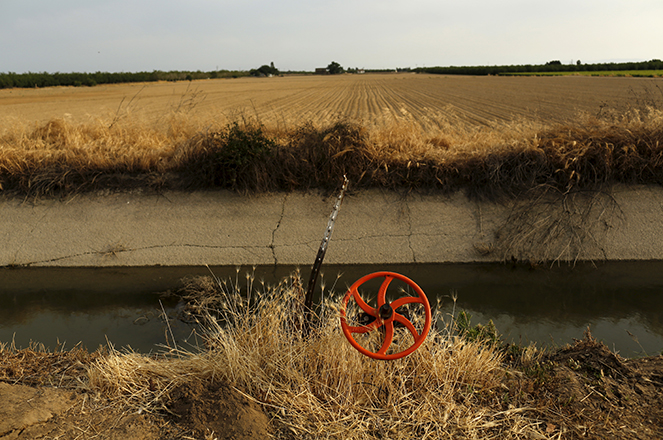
[1, 73, 661, 130]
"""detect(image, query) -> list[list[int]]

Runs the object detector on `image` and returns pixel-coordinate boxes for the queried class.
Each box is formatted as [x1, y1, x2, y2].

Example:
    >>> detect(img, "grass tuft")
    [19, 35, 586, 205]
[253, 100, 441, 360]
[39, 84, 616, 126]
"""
[0, 339, 96, 388]
[87, 273, 548, 439]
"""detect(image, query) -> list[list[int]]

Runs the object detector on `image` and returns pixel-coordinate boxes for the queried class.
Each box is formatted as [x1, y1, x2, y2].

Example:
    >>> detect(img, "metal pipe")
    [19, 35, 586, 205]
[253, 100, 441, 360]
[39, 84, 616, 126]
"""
[303, 175, 349, 332]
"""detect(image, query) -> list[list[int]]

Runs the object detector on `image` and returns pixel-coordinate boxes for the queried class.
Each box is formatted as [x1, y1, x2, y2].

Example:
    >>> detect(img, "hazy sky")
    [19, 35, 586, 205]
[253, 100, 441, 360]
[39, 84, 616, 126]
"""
[2, 0, 662, 73]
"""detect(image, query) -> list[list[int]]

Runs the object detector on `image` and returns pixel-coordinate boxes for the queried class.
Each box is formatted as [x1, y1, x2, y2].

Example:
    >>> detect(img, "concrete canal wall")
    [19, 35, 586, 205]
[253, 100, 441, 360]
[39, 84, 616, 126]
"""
[2, 185, 663, 267]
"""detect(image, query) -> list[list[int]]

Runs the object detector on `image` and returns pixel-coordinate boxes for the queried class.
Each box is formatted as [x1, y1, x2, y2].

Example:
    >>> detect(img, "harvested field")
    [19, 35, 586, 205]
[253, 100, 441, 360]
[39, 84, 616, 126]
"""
[1, 73, 662, 128]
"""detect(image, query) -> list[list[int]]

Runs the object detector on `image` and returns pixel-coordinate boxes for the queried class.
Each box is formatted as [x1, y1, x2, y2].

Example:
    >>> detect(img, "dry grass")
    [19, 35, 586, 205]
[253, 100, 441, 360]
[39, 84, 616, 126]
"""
[0, 339, 96, 388]
[86, 272, 550, 440]
[0, 113, 193, 195]
[1, 107, 662, 200]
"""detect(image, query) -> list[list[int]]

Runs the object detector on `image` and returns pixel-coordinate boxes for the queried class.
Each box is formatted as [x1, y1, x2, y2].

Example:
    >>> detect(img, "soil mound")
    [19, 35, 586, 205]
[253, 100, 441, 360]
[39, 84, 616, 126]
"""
[544, 330, 663, 439]
[166, 380, 272, 440]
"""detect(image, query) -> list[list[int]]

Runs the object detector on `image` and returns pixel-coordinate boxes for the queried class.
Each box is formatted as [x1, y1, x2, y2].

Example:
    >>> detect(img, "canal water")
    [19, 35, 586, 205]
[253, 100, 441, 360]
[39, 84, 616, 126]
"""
[1, 262, 662, 357]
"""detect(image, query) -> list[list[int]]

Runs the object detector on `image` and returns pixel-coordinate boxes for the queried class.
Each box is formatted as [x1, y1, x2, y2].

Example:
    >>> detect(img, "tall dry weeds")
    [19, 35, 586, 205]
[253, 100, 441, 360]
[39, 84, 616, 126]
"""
[88, 272, 550, 439]
[1, 107, 662, 198]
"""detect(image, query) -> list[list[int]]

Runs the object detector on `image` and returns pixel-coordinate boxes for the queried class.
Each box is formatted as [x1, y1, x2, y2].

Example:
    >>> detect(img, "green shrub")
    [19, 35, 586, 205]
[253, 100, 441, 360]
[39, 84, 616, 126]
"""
[192, 122, 277, 190]
[456, 310, 500, 346]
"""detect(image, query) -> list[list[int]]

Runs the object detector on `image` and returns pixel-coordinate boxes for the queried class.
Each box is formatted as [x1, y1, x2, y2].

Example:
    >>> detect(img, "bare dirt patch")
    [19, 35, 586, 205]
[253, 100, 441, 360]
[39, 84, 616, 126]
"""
[0, 375, 273, 440]
[0, 382, 161, 439]
[166, 380, 272, 440]
[0, 382, 75, 437]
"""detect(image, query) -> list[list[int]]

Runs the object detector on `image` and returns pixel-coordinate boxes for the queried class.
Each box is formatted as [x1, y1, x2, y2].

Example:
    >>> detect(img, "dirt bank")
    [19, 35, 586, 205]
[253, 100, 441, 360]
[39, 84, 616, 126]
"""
[1, 331, 661, 439]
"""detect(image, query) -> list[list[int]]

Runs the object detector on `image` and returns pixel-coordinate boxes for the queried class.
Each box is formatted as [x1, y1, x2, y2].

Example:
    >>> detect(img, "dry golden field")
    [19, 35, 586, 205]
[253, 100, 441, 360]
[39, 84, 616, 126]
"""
[1, 73, 662, 197]
[1, 73, 661, 128]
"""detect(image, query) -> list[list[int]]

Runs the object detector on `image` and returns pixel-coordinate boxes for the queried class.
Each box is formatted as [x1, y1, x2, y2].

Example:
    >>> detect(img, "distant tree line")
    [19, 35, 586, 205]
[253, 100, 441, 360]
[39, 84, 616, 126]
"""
[0, 69, 249, 89]
[361, 68, 413, 73]
[4, 59, 660, 89]
[415, 59, 663, 76]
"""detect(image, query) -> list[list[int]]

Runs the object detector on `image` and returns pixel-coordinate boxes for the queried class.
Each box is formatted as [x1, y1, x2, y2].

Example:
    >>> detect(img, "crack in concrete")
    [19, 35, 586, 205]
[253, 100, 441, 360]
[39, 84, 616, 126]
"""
[334, 233, 411, 242]
[8, 193, 292, 268]
[269, 193, 288, 265]
[8, 243, 268, 267]
[276, 232, 411, 250]
[405, 198, 417, 263]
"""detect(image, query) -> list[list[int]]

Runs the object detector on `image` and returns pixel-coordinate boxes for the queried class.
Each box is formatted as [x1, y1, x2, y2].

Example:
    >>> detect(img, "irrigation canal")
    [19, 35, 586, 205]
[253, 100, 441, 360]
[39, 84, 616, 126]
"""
[1, 262, 662, 357]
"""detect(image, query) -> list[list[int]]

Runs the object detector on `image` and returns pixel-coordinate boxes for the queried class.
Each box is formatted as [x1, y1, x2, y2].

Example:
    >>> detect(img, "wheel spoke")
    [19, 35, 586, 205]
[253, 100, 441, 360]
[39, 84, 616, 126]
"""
[377, 276, 394, 307]
[394, 313, 420, 340]
[351, 288, 377, 316]
[345, 321, 380, 334]
[390, 296, 422, 310]
[377, 321, 394, 355]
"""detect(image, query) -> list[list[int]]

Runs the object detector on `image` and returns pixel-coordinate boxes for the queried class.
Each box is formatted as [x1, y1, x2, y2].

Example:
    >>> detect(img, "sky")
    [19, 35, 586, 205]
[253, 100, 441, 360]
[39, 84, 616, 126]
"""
[2, 0, 662, 73]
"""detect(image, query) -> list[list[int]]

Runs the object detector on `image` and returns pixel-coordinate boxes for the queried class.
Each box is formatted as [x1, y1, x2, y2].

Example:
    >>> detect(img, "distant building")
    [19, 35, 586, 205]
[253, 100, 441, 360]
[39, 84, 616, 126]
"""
[315, 68, 328, 75]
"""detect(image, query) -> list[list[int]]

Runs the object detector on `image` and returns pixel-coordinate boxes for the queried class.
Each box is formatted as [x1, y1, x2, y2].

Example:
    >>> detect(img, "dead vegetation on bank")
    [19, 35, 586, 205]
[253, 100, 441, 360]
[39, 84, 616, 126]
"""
[1, 273, 662, 439]
[0, 107, 662, 199]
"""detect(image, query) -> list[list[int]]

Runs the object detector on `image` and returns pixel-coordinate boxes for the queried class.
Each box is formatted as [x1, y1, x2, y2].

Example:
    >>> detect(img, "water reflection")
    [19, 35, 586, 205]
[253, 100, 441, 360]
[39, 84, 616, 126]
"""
[1, 263, 662, 356]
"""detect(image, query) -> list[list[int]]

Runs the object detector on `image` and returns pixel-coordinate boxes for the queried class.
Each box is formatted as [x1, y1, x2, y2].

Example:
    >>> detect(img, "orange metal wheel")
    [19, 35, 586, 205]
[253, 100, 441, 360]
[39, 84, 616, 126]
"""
[340, 272, 431, 360]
